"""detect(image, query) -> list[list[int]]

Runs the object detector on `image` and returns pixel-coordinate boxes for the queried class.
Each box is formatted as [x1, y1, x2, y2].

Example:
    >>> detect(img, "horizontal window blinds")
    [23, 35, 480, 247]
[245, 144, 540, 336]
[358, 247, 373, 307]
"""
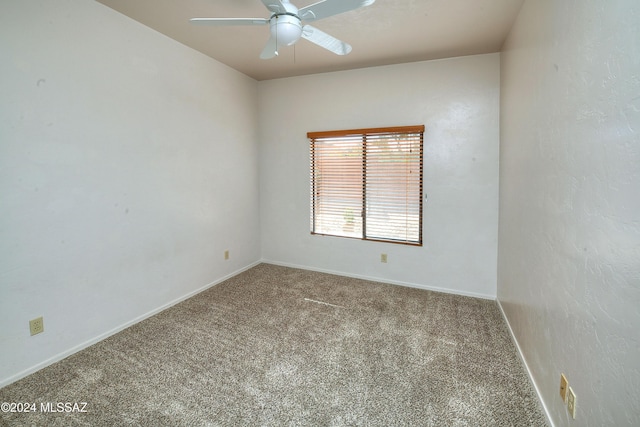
[309, 125, 424, 245]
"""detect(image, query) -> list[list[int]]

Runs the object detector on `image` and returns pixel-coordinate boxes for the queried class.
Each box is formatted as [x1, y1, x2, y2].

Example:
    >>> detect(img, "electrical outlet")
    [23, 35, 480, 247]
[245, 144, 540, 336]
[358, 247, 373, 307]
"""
[224, 250, 229, 260]
[380, 253, 387, 263]
[29, 317, 44, 336]
[560, 373, 568, 402]
[567, 386, 577, 419]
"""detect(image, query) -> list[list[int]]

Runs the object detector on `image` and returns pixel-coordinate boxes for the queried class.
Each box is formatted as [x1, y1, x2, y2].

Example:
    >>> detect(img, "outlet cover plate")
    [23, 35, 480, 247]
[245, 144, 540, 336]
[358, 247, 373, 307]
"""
[560, 374, 568, 402]
[29, 317, 44, 336]
[567, 386, 577, 419]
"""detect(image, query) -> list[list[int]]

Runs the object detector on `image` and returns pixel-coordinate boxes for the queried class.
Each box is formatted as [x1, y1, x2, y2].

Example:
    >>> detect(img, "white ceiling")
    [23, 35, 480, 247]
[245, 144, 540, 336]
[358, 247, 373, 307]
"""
[96, 0, 525, 81]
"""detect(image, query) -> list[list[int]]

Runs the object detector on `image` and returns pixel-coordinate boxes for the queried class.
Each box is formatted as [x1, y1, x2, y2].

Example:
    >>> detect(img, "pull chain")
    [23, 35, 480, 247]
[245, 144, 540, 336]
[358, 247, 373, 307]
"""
[275, 15, 279, 56]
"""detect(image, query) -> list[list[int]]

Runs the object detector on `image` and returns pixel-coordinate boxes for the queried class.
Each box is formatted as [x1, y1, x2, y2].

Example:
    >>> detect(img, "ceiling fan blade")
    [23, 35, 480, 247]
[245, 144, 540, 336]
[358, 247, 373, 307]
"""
[301, 25, 352, 55]
[260, 0, 289, 14]
[260, 36, 278, 59]
[189, 18, 269, 26]
[298, 0, 375, 22]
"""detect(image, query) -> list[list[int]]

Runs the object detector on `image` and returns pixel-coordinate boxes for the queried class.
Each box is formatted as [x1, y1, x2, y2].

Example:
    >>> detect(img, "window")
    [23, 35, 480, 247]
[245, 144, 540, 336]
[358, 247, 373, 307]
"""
[309, 125, 424, 246]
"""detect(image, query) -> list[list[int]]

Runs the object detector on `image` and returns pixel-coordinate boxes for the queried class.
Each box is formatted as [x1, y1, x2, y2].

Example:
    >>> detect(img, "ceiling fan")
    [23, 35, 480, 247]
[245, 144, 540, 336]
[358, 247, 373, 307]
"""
[190, 0, 375, 59]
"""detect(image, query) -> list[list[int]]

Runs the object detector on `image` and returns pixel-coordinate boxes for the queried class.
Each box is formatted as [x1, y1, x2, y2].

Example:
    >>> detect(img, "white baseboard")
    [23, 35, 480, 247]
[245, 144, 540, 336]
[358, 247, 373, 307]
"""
[0, 261, 261, 388]
[496, 299, 554, 427]
[261, 258, 496, 300]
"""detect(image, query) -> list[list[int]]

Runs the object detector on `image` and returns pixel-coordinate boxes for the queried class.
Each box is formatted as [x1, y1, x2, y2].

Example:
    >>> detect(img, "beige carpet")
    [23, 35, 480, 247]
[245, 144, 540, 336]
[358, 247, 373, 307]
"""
[1, 264, 548, 426]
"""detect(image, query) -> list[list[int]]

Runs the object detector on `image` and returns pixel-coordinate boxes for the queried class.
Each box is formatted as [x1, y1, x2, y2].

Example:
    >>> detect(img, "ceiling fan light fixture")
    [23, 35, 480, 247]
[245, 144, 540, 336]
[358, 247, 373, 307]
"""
[271, 14, 302, 46]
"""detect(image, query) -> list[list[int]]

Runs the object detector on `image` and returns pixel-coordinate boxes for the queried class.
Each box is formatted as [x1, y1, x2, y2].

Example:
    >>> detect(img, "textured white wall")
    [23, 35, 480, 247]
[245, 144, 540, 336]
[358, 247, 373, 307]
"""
[498, 0, 640, 425]
[259, 54, 500, 298]
[0, 0, 260, 386]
